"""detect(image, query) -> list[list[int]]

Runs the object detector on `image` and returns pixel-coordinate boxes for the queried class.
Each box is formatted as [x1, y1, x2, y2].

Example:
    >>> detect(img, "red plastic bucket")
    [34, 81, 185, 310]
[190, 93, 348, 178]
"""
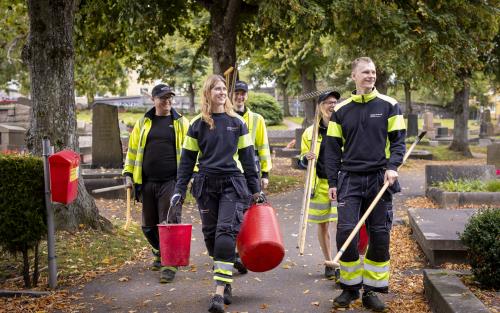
[358, 224, 369, 255]
[236, 203, 285, 272]
[157, 224, 192, 266]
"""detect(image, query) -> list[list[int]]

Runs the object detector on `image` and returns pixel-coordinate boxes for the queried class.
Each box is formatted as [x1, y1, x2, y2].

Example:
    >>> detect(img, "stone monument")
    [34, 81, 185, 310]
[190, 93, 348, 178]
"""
[91, 103, 123, 168]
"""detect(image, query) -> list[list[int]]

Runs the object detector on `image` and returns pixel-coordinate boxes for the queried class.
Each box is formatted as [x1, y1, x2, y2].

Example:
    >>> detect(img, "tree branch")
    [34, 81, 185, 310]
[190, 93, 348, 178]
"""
[7, 34, 27, 64]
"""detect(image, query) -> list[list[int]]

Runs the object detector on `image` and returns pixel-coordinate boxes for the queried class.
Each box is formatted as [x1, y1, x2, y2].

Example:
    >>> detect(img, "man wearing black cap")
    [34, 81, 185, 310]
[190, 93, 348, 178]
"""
[123, 83, 190, 283]
[232, 80, 272, 274]
[298, 90, 340, 280]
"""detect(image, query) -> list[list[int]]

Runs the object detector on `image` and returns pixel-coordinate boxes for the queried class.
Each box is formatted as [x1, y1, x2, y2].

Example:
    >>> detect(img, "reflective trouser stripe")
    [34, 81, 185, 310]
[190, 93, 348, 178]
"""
[214, 261, 233, 283]
[161, 266, 177, 272]
[363, 258, 389, 288]
[340, 260, 363, 286]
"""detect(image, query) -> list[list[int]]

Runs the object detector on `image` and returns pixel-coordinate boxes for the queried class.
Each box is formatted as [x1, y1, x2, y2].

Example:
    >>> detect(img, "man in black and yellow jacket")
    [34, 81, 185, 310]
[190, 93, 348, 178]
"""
[123, 84, 189, 283]
[325, 57, 406, 312]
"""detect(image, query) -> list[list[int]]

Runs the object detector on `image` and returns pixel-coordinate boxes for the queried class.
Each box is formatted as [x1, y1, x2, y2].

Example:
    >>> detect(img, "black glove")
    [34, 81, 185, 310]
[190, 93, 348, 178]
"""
[253, 191, 267, 204]
[170, 193, 182, 208]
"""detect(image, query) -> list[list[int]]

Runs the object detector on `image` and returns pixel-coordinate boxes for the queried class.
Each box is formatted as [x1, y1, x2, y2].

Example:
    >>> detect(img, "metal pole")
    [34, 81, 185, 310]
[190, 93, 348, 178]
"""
[42, 137, 57, 288]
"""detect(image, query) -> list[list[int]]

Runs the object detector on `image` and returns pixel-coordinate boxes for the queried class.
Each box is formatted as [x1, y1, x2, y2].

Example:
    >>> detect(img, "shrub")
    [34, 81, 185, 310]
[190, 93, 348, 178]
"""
[246, 92, 283, 126]
[434, 179, 500, 192]
[460, 208, 500, 289]
[0, 154, 46, 287]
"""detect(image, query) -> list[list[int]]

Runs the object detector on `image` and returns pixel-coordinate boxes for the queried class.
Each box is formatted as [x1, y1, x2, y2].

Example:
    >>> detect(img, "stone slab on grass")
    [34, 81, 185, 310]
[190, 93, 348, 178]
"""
[408, 208, 477, 265]
[423, 269, 489, 313]
[426, 187, 500, 208]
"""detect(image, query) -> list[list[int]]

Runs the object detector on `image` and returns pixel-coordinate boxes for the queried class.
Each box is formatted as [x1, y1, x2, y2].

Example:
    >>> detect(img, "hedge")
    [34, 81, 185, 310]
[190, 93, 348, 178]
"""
[246, 92, 283, 126]
[0, 154, 46, 287]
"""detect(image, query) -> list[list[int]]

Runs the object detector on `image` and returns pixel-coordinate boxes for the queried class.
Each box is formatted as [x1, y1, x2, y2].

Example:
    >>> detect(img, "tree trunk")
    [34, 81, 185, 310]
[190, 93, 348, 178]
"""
[375, 70, 389, 94]
[403, 80, 412, 115]
[188, 82, 196, 114]
[33, 241, 39, 287]
[300, 66, 316, 127]
[208, 0, 240, 75]
[22, 245, 31, 288]
[278, 81, 291, 117]
[449, 75, 473, 157]
[24, 0, 111, 232]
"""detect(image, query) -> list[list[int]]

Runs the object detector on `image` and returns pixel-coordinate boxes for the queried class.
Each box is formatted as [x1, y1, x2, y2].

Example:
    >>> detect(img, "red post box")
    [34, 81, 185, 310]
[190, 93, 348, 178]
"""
[48, 150, 80, 204]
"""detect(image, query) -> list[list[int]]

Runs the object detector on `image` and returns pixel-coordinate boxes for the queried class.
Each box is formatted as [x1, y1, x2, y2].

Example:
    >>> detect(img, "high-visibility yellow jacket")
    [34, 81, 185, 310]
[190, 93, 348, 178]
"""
[299, 123, 325, 194]
[122, 107, 189, 184]
[241, 108, 272, 176]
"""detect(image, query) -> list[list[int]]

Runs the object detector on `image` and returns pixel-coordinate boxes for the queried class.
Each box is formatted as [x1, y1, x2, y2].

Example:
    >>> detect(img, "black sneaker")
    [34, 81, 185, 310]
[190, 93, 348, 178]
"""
[151, 249, 161, 271]
[362, 290, 387, 312]
[333, 289, 360, 308]
[208, 294, 225, 313]
[223, 284, 232, 305]
[159, 267, 176, 283]
[325, 266, 336, 280]
[334, 268, 341, 283]
[234, 257, 248, 274]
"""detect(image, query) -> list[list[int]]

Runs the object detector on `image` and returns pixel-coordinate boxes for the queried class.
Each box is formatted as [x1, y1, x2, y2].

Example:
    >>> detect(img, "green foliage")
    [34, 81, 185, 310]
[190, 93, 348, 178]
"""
[246, 92, 283, 125]
[0, 154, 46, 253]
[434, 179, 500, 193]
[460, 208, 500, 289]
[405, 136, 430, 145]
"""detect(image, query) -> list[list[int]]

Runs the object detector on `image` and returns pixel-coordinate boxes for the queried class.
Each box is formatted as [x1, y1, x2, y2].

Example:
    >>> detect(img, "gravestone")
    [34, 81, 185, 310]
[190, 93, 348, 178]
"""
[408, 208, 477, 265]
[91, 103, 123, 168]
[479, 109, 494, 138]
[423, 111, 435, 139]
[487, 143, 500, 169]
[0, 124, 26, 152]
[436, 127, 449, 138]
[406, 113, 418, 137]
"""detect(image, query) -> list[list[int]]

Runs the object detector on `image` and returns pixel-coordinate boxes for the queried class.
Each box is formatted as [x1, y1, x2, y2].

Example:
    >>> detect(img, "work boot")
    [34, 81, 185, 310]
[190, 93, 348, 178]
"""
[334, 268, 341, 283]
[223, 284, 232, 305]
[151, 249, 161, 271]
[159, 267, 176, 283]
[324, 265, 336, 280]
[362, 290, 387, 312]
[208, 294, 225, 313]
[234, 257, 248, 274]
[333, 289, 360, 308]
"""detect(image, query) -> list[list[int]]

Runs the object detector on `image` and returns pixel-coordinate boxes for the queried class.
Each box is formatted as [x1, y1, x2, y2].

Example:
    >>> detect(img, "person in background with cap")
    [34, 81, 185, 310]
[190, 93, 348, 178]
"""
[232, 80, 273, 274]
[298, 90, 340, 281]
[123, 83, 190, 283]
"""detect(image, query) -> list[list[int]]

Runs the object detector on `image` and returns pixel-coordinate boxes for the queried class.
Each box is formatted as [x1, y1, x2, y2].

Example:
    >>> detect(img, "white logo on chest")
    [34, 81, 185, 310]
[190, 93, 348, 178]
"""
[369, 113, 383, 118]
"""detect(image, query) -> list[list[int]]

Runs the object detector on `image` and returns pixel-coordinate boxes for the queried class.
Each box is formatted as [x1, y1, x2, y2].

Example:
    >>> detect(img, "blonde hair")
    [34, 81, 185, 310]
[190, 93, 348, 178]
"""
[200, 74, 236, 129]
[351, 57, 374, 72]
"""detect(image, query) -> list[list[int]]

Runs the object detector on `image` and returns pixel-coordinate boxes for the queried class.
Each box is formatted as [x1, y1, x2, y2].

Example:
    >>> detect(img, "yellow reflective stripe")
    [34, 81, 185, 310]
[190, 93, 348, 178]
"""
[183, 135, 199, 151]
[340, 259, 363, 285]
[388, 114, 406, 132]
[340, 259, 362, 272]
[364, 263, 390, 273]
[364, 258, 389, 268]
[128, 147, 137, 155]
[214, 269, 232, 276]
[213, 276, 233, 283]
[161, 266, 177, 272]
[259, 154, 271, 161]
[327, 121, 342, 138]
[256, 144, 270, 150]
[251, 114, 258, 143]
[238, 133, 253, 149]
[232, 153, 244, 173]
[309, 203, 331, 210]
[363, 277, 389, 288]
[125, 159, 135, 166]
[308, 214, 337, 222]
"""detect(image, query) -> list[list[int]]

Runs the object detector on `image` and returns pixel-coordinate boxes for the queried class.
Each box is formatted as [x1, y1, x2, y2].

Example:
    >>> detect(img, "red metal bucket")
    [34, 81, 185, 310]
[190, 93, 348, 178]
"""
[236, 203, 285, 272]
[157, 224, 192, 266]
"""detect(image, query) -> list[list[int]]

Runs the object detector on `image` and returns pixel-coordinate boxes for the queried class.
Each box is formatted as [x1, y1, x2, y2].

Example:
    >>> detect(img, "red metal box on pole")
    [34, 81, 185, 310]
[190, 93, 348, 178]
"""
[48, 150, 79, 204]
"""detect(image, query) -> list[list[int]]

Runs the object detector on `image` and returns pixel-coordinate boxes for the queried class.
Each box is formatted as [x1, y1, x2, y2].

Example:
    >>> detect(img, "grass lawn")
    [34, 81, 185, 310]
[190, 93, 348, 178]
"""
[411, 144, 486, 161]
[416, 118, 483, 131]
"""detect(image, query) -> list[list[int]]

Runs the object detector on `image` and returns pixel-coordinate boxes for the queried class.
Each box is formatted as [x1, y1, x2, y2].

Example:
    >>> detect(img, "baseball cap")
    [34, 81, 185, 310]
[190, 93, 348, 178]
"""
[152, 84, 175, 98]
[318, 90, 340, 103]
[234, 81, 248, 92]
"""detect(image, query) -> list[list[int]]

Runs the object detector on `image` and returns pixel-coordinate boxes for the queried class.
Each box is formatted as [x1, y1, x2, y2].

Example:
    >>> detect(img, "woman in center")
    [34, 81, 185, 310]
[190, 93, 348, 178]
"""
[173, 74, 261, 313]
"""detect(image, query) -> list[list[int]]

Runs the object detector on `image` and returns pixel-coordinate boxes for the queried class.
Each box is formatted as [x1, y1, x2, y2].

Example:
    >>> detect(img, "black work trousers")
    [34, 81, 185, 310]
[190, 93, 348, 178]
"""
[141, 179, 181, 251]
[191, 174, 251, 285]
[336, 170, 396, 293]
